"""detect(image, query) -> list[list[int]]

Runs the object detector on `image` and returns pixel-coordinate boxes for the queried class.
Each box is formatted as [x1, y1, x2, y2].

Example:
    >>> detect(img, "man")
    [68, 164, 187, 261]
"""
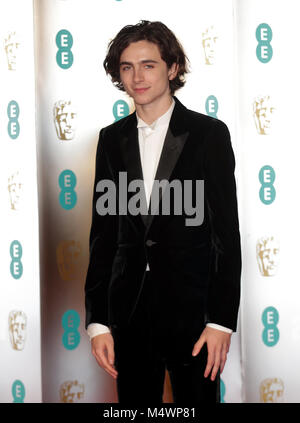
[85, 20, 241, 403]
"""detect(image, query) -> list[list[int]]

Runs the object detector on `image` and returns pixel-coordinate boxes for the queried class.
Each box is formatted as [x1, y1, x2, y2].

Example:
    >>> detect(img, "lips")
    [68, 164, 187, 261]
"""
[134, 87, 149, 93]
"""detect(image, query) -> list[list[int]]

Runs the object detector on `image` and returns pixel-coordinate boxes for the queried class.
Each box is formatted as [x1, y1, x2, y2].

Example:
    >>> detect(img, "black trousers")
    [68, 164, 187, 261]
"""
[111, 272, 220, 404]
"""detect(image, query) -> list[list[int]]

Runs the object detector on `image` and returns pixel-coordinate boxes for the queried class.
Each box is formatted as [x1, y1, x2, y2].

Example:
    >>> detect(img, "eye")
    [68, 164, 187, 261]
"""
[144, 64, 154, 69]
[121, 65, 131, 71]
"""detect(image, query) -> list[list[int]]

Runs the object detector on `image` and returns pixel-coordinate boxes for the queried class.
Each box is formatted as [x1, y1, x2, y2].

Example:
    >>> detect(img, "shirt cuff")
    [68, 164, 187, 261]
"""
[206, 323, 233, 334]
[87, 323, 110, 340]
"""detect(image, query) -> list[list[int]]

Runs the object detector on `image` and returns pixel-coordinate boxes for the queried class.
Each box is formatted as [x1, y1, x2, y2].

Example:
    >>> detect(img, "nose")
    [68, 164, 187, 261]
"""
[133, 66, 144, 83]
[65, 113, 72, 127]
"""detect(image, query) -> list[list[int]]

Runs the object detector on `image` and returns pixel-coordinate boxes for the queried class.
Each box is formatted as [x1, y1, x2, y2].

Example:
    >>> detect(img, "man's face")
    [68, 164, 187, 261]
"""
[55, 104, 77, 140]
[9, 312, 26, 350]
[257, 238, 279, 276]
[8, 172, 23, 210]
[5, 35, 19, 70]
[119, 40, 177, 109]
[202, 27, 218, 65]
[253, 97, 274, 135]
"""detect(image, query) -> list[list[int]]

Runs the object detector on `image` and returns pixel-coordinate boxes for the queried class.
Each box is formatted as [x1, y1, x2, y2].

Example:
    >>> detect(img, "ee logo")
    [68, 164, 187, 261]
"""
[62, 309, 80, 350]
[259, 165, 276, 205]
[59, 170, 77, 210]
[56, 29, 73, 69]
[262, 306, 279, 347]
[10, 240, 23, 279]
[113, 100, 130, 121]
[205, 95, 218, 118]
[220, 379, 226, 403]
[7, 100, 20, 139]
[12, 380, 25, 403]
[256, 23, 273, 63]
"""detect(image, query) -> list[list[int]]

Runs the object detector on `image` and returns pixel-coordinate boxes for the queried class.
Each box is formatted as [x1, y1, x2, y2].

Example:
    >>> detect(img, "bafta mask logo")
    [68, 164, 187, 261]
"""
[54, 101, 77, 140]
[260, 378, 284, 403]
[256, 236, 279, 276]
[56, 240, 81, 281]
[59, 380, 84, 403]
[9, 311, 27, 351]
[8, 171, 23, 210]
[4, 32, 19, 71]
[253, 96, 275, 135]
[202, 26, 218, 65]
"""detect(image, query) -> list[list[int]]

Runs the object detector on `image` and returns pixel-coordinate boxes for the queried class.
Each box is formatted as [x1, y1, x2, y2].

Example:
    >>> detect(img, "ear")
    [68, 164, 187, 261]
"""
[168, 63, 179, 81]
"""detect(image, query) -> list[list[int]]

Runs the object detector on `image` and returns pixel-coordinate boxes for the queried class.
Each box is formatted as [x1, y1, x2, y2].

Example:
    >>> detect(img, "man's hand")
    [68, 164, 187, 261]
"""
[91, 333, 118, 379]
[192, 326, 231, 381]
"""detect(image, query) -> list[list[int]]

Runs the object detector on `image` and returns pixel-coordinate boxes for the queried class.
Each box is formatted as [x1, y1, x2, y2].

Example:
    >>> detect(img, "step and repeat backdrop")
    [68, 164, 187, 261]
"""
[0, 0, 42, 403]
[1, 0, 300, 403]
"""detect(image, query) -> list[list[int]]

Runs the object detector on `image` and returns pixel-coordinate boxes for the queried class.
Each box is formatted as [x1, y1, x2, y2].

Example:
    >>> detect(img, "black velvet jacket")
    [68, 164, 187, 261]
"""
[85, 96, 241, 333]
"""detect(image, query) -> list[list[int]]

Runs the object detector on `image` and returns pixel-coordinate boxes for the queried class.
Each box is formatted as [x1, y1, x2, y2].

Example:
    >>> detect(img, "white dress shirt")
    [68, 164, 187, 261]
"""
[87, 100, 232, 339]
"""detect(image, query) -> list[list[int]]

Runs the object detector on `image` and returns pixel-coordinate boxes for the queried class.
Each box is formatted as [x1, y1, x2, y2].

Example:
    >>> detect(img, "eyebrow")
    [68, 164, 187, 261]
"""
[119, 59, 159, 67]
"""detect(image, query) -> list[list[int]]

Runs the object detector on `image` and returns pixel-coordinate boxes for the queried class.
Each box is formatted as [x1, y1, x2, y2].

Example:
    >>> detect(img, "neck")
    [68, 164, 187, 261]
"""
[135, 95, 173, 125]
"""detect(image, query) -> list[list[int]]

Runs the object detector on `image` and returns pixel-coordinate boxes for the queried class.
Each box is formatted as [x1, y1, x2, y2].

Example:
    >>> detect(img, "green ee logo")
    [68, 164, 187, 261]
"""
[220, 379, 226, 403]
[256, 23, 273, 63]
[262, 306, 279, 347]
[205, 95, 218, 118]
[113, 100, 130, 121]
[10, 240, 23, 279]
[62, 309, 80, 350]
[56, 29, 73, 69]
[59, 169, 77, 209]
[7, 100, 20, 139]
[259, 165, 276, 205]
[12, 380, 25, 403]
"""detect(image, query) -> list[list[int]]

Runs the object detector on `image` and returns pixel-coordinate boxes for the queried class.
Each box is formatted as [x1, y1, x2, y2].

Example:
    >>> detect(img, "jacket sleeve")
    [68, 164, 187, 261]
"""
[84, 128, 118, 328]
[203, 120, 241, 331]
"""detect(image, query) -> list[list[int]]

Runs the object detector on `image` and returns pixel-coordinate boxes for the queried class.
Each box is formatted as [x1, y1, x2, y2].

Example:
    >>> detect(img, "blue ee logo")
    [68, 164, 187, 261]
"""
[220, 379, 226, 403]
[62, 309, 80, 350]
[12, 380, 25, 403]
[262, 306, 279, 347]
[59, 170, 77, 209]
[56, 29, 73, 69]
[205, 95, 218, 118]
[256, 23, 273, 63]
[7, 100, 20, 139]
[113, 100, 130, 121]
[259, 165, 276, 205]
[10, 240, 23, 279]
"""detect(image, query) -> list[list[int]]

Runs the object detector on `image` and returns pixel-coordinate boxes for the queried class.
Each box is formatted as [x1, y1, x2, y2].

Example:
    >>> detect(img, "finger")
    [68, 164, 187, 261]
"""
[192, 336, 206, 357]
[107, 344, 115, 366]
[94, 347, 118, 378]
[210, 350, 221, 381]
[204, 349, 215, 378]
[220, 344, 228, 374]
[100, 349, 118, 378]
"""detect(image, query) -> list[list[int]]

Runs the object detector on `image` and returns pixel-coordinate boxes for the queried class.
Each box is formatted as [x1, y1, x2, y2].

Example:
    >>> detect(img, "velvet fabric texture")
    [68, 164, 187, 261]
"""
[85, 96, 241, 333]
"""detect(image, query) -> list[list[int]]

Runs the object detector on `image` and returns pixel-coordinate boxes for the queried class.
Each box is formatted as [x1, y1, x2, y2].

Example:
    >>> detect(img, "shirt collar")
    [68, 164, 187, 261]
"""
[136, 98, 175, 131]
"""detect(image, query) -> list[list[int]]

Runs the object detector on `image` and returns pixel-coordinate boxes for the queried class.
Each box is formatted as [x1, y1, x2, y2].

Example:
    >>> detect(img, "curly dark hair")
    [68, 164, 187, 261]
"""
[103, 20, 189, 95]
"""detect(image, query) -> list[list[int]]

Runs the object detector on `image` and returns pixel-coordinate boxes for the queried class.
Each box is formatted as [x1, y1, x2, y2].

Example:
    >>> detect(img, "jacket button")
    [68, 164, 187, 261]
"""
[146, 239, 156, 247]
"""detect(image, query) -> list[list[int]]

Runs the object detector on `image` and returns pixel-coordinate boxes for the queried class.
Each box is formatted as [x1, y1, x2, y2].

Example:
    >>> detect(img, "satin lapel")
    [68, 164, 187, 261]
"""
[145, 126, 189, 235]
[119, 116, 148, 227]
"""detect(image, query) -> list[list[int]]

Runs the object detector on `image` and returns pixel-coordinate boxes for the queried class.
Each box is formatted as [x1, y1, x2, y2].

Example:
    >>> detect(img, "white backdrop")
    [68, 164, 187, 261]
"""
[34, 0, 241, 403]
[1, 0, 300, 404]
[237, 0, 300, 403]
[0, 0, 41, 403]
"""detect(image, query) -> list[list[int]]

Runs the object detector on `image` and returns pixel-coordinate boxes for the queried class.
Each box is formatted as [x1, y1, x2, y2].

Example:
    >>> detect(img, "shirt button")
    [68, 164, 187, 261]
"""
[146, 239, 156, 247]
